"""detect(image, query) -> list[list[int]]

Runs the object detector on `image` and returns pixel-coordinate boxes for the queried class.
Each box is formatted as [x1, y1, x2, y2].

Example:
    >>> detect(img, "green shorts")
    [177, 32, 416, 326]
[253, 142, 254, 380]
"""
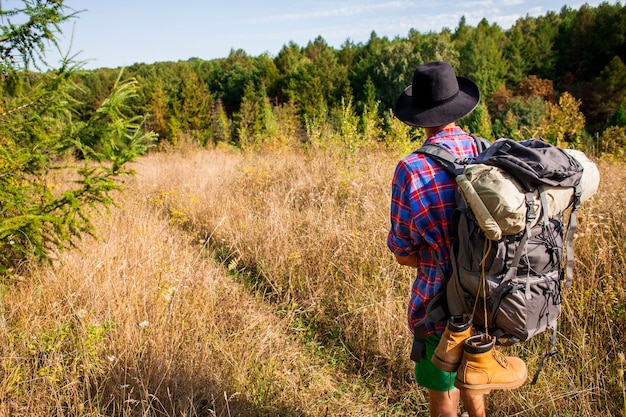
[414, 334, 456, 392]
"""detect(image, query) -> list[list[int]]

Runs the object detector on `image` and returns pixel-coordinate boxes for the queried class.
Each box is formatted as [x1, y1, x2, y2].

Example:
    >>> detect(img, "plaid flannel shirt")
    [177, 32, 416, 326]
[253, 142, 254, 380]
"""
[387, 126, 480, 337]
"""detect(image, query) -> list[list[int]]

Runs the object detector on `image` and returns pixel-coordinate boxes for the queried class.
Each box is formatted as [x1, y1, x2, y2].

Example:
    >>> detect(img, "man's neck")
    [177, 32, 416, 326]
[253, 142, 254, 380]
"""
[424, 122, 456, 138]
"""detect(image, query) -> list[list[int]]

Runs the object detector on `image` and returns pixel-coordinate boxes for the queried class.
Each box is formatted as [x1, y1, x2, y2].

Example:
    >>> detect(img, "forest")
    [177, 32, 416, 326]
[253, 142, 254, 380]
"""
[62, 1, 626, 154]
[0, 1, 625, 416]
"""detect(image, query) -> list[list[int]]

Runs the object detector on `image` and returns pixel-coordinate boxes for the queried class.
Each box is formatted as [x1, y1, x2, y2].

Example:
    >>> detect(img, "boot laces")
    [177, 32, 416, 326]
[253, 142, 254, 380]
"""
[492, 349, 509, 368]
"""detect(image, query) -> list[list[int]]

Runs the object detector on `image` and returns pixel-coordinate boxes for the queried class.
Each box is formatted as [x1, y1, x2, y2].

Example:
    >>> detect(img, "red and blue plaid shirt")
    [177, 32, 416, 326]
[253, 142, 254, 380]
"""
[387, 126, 481, 337]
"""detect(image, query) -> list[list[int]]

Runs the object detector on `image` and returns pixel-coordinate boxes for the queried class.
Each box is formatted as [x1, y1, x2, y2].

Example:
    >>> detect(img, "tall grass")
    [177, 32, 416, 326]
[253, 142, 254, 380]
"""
[1, 139, 624, 416]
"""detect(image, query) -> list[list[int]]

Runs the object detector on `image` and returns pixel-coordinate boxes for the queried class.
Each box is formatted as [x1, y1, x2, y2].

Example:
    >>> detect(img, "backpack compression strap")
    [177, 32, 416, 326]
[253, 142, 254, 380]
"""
[563, 183, 583, 288]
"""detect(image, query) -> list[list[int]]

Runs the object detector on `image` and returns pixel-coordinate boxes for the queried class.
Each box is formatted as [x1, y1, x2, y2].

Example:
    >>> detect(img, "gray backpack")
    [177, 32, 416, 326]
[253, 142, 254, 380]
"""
[415, 137, 584, 380]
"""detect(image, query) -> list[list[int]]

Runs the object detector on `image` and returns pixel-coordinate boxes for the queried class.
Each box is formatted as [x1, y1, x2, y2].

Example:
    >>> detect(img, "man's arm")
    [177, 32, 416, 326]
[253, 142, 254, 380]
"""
[394, 253, 420, 268]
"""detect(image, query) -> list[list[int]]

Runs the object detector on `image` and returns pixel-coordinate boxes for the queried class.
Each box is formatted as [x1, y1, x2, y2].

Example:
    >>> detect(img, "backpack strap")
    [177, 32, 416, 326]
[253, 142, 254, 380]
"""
[563, 183, 583, 288]
[415, 144, 465, 176]
[470, 134, 491, 153]
[409, 134, 490, 360]
[414, 134, 489, 177]
[410, 286, 450, 362]
[531, 325, 559, 385]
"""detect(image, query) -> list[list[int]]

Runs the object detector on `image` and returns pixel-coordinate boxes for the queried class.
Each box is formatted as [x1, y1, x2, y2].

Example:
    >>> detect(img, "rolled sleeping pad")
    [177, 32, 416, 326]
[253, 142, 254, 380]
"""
[563, 149, 600, 203]
[458, 164, 531, 239]
[456, 150, 599, 241]
[539, 149, 600, 217]
[456, 172, 504, 241]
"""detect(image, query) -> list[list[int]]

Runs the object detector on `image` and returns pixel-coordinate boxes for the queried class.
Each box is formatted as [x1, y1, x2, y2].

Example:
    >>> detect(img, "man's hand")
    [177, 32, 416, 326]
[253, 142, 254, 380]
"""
[394, 253, 420, 268]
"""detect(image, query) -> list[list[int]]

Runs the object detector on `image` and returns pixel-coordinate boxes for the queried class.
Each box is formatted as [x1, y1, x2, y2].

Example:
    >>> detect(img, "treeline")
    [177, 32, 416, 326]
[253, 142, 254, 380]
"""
[41, 3, 626, 154]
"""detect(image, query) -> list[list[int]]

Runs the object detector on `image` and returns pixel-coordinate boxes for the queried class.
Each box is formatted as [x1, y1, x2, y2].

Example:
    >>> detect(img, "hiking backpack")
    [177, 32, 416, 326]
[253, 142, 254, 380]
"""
[414, 137, 591, 377]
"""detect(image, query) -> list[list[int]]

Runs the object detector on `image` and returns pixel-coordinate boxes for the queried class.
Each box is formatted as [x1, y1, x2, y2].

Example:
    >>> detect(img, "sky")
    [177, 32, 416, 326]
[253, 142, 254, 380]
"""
[42, 0, 620, 69]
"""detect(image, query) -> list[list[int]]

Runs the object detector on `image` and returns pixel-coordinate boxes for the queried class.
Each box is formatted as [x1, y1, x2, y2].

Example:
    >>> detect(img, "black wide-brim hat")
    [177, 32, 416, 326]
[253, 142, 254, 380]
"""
[393, 61, 480, 128]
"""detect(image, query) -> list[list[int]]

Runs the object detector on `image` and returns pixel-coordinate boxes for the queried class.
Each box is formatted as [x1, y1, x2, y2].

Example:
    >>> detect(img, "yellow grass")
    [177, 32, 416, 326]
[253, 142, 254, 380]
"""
[1, 141, 624, 416]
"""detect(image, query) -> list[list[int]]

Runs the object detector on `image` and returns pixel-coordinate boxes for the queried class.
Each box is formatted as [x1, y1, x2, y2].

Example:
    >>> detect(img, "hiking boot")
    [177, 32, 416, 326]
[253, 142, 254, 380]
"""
[454, 334, 527, 395]
[432, 315, 473, 372]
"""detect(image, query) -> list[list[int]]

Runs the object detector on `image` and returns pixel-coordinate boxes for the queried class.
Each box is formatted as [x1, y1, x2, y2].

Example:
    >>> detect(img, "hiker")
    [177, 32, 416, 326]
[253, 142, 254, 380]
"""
[388, 61, 526, 417]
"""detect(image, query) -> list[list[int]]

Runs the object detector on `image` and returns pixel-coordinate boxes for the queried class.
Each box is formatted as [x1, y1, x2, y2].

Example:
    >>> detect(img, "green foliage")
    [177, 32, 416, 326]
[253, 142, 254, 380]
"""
[359, 77, 381, 142]
[234, 80, 277, 148]
[177, 65, 214, 144]
[146, 80, 168, 142]
[336, 96, 361, 153]
[460, 101, 493, 139]
[538, 92, 586, 146]
[33, 2, 626, 156]
[587, 56, 626, 128]
[556, 3, 626, 81]
[419, 29, 460, 67]
[608, 104, 626, 128]
[507, 12, 560, 80]
[382, 109, 420, 155]
[458, 19, 509, 97]
[353, 36, 420, 111]
[211, 98, 231, 144]
[598, 126, 626, 158]
[0, 0, 74, 71]
[0, 1, 156, 273]
[492, 96, 545, 140]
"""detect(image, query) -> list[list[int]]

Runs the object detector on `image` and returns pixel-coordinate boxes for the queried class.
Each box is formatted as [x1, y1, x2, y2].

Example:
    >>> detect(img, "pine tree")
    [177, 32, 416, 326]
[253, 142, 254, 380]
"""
[608, 104, 626, 128]
[359, 76, 380, 142]
[0, 1, 156, 273]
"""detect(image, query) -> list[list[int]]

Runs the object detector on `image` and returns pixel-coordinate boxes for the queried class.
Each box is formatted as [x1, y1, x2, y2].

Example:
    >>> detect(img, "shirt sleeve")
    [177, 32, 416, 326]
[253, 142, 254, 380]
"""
[387, 159, 423, 256]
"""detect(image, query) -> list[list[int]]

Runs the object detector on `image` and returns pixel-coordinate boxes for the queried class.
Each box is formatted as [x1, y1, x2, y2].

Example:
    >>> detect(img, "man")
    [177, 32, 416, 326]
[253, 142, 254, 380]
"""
[387, 61, 486, 417]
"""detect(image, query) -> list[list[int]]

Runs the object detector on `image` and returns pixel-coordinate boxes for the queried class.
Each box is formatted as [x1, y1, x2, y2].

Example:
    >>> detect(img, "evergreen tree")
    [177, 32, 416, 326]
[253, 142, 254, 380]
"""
[608, 103, 626, 128]
[0, 1, 155, 273]
[503, 26, 531, 85]
[211, 98, 231, 144]
[178, 65, 213, 145]
[458, 18, 509, 97]
[589, 56, 626, 128]
[146, 80, 169, 142]
[420, 29, 459, 69]
[359, 76, 380, 142]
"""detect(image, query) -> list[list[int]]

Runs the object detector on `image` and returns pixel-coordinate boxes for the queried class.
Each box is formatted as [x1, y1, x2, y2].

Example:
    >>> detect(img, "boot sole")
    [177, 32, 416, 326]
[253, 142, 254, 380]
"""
[453, 369, 528, 395]
[431, 355, 459, 373]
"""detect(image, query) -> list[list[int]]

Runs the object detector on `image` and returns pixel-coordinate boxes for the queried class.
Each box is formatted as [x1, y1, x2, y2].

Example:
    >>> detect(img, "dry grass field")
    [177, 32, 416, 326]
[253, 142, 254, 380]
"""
[0, 140, 624, 416]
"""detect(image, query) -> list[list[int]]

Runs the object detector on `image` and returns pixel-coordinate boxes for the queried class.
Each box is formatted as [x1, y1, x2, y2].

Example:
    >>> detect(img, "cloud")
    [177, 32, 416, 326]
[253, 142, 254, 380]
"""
[240, 0, 412, 25]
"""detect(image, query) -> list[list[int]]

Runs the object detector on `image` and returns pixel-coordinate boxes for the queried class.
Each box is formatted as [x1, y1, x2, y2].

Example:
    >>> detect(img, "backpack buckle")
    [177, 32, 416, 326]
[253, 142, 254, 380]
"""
[525, 192, 537, 222]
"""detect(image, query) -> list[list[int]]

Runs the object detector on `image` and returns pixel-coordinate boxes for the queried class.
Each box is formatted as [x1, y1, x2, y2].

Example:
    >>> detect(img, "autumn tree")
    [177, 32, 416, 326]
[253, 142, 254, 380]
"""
[598, 126, 626, 157]
[492, 96, 545, 140]
[538, 92, 586, 146]
[514, 75, 555, 101]
[486, 85, 512, 121]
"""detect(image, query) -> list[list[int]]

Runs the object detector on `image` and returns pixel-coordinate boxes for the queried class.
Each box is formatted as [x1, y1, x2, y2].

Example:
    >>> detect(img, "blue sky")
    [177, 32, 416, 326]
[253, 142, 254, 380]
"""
[47, 0, 618, 69]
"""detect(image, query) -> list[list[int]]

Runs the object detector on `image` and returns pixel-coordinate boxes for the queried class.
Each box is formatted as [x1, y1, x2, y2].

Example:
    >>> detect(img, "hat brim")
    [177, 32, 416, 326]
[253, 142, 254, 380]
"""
[393, 77, 480, 128]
